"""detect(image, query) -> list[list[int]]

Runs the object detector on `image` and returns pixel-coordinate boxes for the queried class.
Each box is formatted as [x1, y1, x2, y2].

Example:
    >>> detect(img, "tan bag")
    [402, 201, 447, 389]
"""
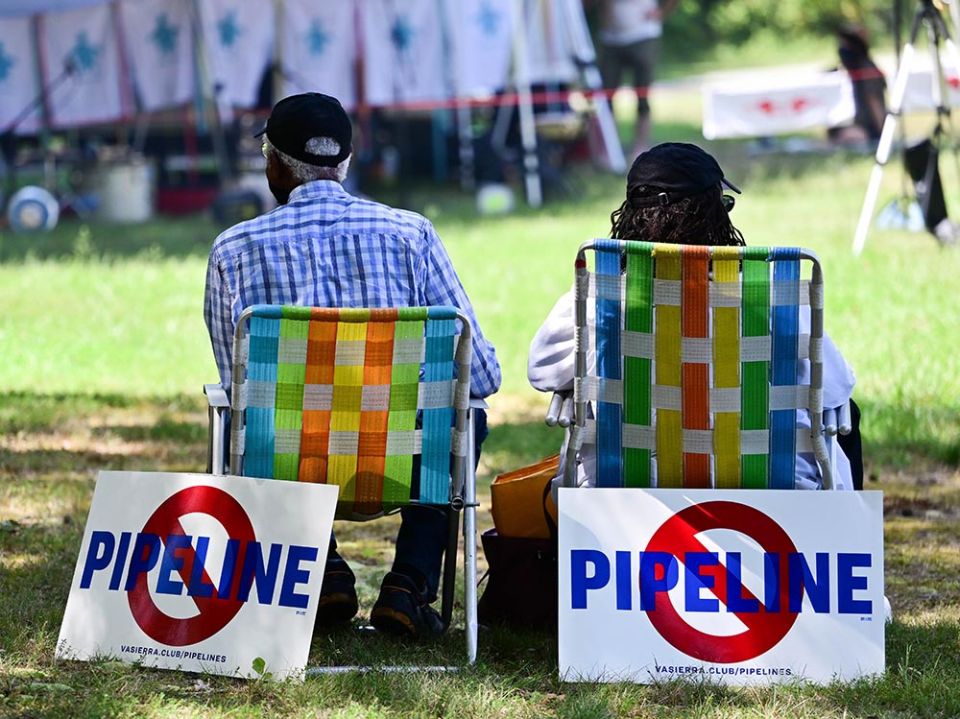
[490, 454, 560, 539]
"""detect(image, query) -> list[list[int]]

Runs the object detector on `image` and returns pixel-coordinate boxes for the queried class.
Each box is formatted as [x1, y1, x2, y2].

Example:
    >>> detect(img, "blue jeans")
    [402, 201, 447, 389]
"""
[330, 408, 488, 602]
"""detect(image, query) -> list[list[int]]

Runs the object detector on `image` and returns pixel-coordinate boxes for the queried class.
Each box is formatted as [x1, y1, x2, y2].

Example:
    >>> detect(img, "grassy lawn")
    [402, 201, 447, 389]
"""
[2, 80, 960, 716]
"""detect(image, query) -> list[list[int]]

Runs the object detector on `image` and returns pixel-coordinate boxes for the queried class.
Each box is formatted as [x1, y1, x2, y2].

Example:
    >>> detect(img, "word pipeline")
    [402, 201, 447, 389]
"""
[79, 531, 319, 609]
[570, 549, 874, 614]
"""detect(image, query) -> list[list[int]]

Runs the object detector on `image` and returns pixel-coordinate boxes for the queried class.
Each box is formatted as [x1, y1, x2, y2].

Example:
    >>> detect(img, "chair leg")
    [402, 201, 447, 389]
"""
[464, 408, 479, 664]
[464, 501, 478, 664]
[440, 506, 460, 628]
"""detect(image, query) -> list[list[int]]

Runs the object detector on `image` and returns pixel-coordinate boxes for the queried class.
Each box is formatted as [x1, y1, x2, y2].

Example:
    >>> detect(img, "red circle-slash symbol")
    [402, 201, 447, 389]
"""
[643, 501, 799, 663]
[128, 485, 256, 646]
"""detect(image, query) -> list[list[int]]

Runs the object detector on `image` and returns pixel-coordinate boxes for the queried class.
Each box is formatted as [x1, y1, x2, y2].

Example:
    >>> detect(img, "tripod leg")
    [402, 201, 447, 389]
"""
[853, 41, 918, 255]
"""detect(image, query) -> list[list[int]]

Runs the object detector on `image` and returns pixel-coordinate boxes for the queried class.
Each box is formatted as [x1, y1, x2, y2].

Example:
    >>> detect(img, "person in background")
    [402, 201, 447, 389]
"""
[592, 0, 679, 156]
[204, 93, 501, 639]
[528, 142, 864, 490]
[830, 23, 887, 146]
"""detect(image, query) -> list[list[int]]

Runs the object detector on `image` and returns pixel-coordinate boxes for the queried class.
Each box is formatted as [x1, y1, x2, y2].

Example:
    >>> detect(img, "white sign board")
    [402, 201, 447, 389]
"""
[57, 472, 338, 680]
[558, 489, 884, 685]
[902, 67, 960, 113]
[702, 73, 855, 140]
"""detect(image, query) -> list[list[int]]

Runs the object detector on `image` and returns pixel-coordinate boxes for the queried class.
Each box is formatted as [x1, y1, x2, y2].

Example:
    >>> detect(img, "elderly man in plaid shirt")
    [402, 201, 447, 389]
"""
[204, 93, 501, 639]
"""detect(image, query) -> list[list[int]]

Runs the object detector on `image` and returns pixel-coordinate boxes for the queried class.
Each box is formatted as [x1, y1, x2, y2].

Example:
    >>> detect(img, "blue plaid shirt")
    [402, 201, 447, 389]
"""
[204, 180, 501, 397]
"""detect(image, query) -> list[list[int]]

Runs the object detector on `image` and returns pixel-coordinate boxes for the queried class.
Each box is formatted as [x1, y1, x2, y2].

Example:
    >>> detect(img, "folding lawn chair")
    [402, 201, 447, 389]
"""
[205, 304, 480, 666]
[554, 240, 849, 489]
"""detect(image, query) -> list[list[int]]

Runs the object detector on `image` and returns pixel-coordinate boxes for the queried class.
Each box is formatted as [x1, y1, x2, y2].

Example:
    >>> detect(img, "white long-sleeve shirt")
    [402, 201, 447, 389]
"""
[528, 289, 856, 490]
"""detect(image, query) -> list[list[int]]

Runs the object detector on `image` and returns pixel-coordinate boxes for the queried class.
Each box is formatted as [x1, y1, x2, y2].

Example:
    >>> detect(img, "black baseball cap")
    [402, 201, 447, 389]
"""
[627, 142, 741, 208]
[255, 93, 352, 167]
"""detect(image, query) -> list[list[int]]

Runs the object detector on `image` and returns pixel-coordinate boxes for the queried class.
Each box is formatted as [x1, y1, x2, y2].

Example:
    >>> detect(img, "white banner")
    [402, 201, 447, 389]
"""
[361, 0, 447, 106]
[40, 3, 127, 127]
[0, 16, 42, 134]
[902, 66, 960, 112]
[525, 0, 576, 85]
[448, 0, 514, 95]
[280, 0, 357, 110]
[120, 0, 195, 112]
[558, 489, 885, 685]
[702, 74, 856, 140]
[199, 0, 273, 110]
[57, 471, 339, 680]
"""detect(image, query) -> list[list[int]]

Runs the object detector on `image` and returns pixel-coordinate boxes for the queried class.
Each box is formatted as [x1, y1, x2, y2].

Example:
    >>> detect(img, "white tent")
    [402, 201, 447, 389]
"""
[1, 0, 623, 204]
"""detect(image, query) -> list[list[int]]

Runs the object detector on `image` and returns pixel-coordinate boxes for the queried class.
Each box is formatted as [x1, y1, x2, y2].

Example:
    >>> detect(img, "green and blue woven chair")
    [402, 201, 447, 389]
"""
[557, 240, 845, 490]
[206, 304, 480, 665]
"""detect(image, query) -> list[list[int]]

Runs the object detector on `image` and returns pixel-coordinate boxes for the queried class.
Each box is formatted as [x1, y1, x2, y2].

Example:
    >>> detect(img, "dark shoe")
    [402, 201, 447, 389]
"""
[370, 571, 445, 639]
[313, 559, 358, 631]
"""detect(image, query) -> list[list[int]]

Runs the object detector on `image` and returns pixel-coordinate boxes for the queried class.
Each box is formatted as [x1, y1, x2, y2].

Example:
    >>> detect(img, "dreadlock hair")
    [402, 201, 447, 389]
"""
[609, 183, 745, 247]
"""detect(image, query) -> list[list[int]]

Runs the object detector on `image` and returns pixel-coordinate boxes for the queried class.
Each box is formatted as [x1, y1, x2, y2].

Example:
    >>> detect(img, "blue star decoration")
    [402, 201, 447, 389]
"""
[70, 31, 101, 73]
[150, 13, 179, 56]
[0, 42, 15, 83]
[306, 20, 328, 57]
[217, 10, 241, 48]
[476, 0, 502, 38]
[390, 16, 414, 52]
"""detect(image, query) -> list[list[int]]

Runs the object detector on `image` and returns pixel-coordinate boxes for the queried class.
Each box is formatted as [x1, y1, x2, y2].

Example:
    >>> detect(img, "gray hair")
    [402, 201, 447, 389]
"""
[265, 137, 351, 184]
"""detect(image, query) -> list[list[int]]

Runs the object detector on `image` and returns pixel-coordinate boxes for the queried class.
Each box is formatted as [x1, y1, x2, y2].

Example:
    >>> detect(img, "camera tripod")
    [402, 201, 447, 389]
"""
[853, 0, 960, 255]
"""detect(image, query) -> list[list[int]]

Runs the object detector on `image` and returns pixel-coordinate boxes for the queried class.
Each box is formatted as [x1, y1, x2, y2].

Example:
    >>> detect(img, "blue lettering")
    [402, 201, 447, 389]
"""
[124, 533, 161, 591]
[187, 536, 216, 598]
[638, 552, 678, 610]
[764, 552, 782, 611]
[570, 549, 610, 609]
[569, 548, 873, 616]
[108, 532, 131, 590]
[217, 538, 241, 599]
[237, 542, 282, 604]
[837, 553, 872, 614]
[685, 552, 720, 612]
[789, 552, 830, 613]
[279, 545, 319, 609]
[80, 531, 115, 589]
[157, 534, 192, 596]
[615, 551, 632, 610]
[726, 552, 759, 613]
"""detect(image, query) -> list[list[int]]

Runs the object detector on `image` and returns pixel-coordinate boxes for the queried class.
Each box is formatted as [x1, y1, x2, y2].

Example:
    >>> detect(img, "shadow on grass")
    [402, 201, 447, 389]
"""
[3, 390, 960, 716]
[1, 390, 957, 482]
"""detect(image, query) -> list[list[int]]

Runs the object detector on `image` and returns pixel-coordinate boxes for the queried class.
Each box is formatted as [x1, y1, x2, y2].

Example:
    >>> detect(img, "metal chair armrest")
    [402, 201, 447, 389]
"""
[204, 383, 229, 475]
[823, 407, 838, 437]
[837, 400, 852, 435]
[204, 383, 228, 409]
[545, 390, 574, 428]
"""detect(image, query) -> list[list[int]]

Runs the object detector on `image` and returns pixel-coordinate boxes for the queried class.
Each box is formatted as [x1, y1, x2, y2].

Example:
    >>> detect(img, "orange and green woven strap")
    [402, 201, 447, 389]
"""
[233, 305, 462, 513]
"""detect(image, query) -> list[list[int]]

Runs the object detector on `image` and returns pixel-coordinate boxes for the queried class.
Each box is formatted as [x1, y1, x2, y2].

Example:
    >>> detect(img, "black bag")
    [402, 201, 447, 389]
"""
[478, 481, 557, 630]
[904, 137, 948, 235]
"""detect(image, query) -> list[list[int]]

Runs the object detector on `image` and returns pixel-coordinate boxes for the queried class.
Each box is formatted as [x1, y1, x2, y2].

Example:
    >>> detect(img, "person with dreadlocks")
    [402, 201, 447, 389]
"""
[528, 142, 863, 490]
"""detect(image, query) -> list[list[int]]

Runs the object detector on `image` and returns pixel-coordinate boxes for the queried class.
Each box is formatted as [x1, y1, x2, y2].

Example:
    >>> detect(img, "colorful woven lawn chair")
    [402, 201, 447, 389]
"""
[205, 304, 480, 664]
[563, 240, 838, 490]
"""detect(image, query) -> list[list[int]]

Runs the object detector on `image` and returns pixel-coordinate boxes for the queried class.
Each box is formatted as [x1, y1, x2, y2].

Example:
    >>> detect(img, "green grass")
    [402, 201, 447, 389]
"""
[3, 78, 960, 717]
[2, 149, 958, 466]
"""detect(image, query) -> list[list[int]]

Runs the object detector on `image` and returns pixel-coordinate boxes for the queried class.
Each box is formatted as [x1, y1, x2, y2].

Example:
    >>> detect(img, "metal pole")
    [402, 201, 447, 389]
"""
[464, 407, 478, 664]
[853, 37, 919, 254]
[558, 0, 626, 173]
[273, 0, 285, 98]
[513, 0, 543, 207]
[189, 0, 231, 185]
[438, 0, 476, 191]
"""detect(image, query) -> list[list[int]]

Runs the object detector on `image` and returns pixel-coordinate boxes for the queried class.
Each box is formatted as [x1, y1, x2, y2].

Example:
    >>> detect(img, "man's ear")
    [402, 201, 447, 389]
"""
[266, 153, 295, 188]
